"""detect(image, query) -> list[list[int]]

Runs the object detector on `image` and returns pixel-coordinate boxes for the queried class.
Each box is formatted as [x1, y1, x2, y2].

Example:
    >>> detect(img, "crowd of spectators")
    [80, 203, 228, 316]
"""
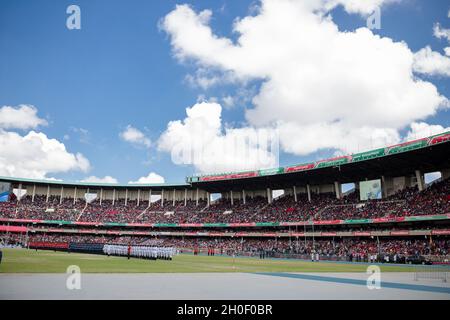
[0, 178, 449, 224]
[16, 233, 449, 259]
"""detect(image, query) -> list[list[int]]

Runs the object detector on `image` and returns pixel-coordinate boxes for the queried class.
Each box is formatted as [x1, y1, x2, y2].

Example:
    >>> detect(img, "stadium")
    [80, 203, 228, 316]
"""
[2, 0, 450, 306]
[1, 132, 450, 300]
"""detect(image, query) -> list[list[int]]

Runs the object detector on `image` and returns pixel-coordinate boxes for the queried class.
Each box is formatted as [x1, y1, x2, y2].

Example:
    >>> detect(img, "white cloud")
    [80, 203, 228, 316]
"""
[0, 105, 47, 130]
[157, 101, 278, 173]
[120, 125, 151, 148]
[413, 46, 450, 77]
[128, 172, 165, 184]
[184, 68, 238, 90]
[0, 130, 90, 179]
[161, 0, 448, 157]
[321, 0, 397, 15]
[80, 176, 118, 184]
[279, 122, 400, 155]
[434, 23, 450, 42]
[404, 121, 450, 141]
[412, 20, 450, 77]
[222, 95, 235, 108]
[43, 177, 64, 182]
[445, 47, 450, 57]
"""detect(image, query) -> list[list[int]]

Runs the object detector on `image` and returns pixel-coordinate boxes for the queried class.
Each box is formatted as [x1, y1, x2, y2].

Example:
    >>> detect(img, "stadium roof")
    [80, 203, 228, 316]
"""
[0, 176, 190, 190]
[0, 131, 449, 192]
[189, 131, 450, 192]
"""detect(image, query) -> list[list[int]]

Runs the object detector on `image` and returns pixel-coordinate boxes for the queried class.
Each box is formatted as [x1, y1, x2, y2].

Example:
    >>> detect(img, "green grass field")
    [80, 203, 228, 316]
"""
[0, 248, 418, 273]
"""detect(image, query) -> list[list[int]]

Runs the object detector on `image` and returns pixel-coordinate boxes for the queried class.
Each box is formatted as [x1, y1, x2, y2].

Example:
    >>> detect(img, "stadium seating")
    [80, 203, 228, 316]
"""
[1, 178, 448, 224]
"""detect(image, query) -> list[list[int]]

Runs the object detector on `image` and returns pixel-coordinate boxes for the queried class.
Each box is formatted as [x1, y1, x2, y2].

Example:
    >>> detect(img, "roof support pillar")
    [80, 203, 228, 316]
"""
[230, 190, 234, 206]
[334, 181, 341, 199]
[125, 189, 128, 206]
[242, 190, 246, 205]
[266, 188, 272, 204]
[60, 186, 64, 204]
[196, 188, 199, 206]
[73, 187, 77, 204]
[112, 189, 115, 206]
[100, 188, 103, 205]
[184, 189, 187, 206]
[415, 170, 424, 192]
[137, 189, 140, 207]
[161, 189, 164, 207]
[306, 184, 311, 203]
[18, 183, 22, 202]
[442, 169, 450, 180]
[293, 186, 297, 202]
[46, 185, 50, 203]
[173, 189, 176, 206]
[31, 184, 35, 203]
[381, 176, 387, 198]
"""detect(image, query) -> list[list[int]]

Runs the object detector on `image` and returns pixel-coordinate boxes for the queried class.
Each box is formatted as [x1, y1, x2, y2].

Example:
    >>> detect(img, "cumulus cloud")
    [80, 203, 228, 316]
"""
[321, 0, 397, 15]
[161, 0, 448, 157]
[0, 105, 47, 130]
[157, 102, 278, 173]
[80, 176, 118, 184]
[128, 172, 165, 184]
[185, 68, 238, 90]
[0, 130, 90, 179]
[434, 23, 450, 42]
[413, 46, 450, 77]
[445, 47, 450, 57]
[404, 121, 450, 141]
[120, 125, 151, 148]
[279, 122, 400, 155]
[412, 18, 450, 77]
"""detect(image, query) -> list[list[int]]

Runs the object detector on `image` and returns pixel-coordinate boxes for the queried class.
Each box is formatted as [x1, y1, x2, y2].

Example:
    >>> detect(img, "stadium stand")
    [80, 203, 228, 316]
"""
[1, 132, 449, 264]
[0, 178, 449, 223]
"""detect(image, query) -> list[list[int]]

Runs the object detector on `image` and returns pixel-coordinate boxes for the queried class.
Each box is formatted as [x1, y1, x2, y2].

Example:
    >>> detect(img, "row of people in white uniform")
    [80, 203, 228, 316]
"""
[103, 244, 176, 260]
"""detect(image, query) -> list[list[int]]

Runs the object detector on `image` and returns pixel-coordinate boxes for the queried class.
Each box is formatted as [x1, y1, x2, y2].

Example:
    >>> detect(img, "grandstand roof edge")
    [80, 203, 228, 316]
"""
[0, 176, 190, 189]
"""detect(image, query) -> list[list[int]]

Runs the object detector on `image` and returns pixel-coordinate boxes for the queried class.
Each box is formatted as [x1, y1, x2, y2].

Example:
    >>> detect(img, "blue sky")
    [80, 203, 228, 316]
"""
[0, 0, 449, 184]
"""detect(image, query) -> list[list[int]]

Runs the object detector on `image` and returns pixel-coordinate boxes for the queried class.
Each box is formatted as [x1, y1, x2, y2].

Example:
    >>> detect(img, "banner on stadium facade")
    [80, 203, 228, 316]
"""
[84, 192, 97, 203]
[259, 167, 284, 176]
[0, 225, 27, 232]
[285, 163, 315, 173]
[12, 187, 26, 200]
[359, 179, 382, 201]
[352, 148, 385, 162]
